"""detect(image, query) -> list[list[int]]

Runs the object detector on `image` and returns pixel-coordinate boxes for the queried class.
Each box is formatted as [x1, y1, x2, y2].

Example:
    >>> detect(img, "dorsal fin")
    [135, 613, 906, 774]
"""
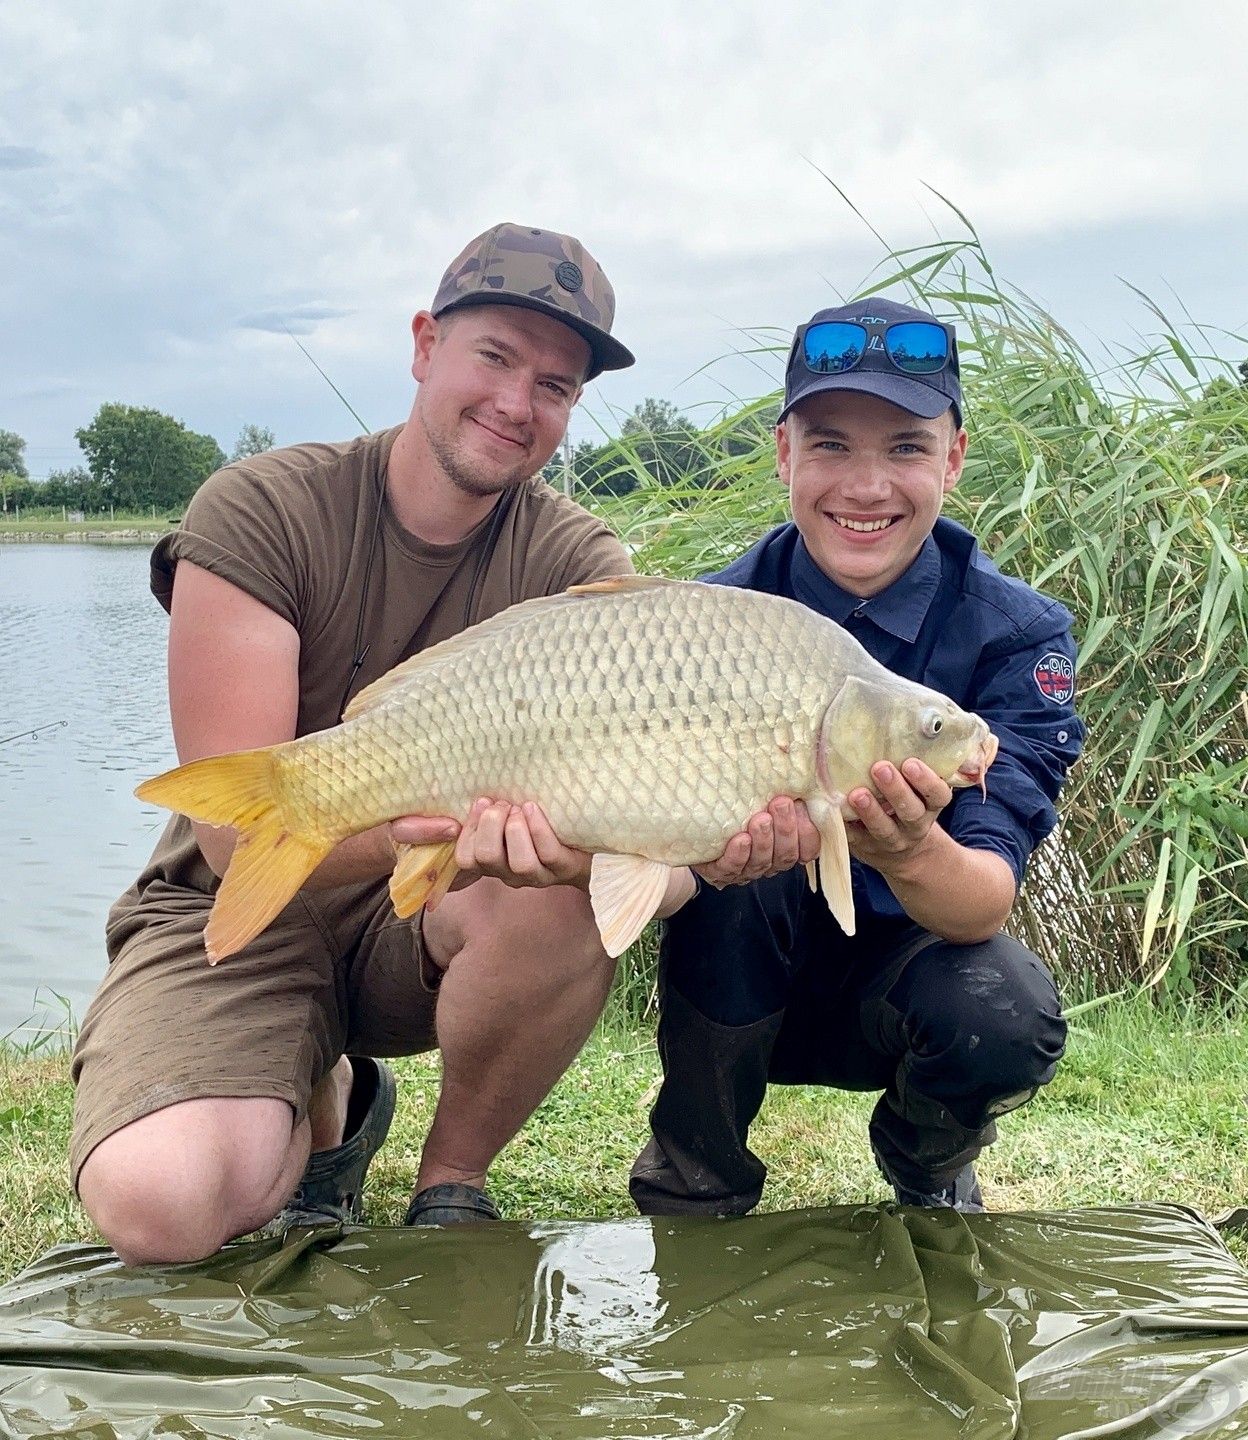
[565, 575, 675, 596]
[342, 574, 676, 721]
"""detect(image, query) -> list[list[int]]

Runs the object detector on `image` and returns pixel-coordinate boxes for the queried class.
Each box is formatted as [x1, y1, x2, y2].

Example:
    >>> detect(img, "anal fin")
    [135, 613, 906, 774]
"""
[390, 841, 460, 918]
[589, 853, 673, 958]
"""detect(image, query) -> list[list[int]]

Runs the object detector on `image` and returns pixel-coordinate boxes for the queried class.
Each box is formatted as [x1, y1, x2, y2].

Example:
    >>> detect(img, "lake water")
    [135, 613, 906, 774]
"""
[0, 544, 173, 1043]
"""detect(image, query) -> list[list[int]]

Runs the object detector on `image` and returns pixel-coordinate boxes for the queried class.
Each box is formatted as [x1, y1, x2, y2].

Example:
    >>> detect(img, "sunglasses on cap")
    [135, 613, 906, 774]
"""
[795, 318, 955, 378]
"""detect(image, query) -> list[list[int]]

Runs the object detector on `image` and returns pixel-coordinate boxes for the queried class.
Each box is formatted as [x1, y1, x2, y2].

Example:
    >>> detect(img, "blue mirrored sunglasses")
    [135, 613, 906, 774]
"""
[798, 319, 953, 377]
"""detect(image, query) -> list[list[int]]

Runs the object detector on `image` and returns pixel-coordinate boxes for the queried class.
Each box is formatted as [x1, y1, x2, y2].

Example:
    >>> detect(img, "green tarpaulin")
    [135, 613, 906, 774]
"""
[3, 1204, 1248, 1436]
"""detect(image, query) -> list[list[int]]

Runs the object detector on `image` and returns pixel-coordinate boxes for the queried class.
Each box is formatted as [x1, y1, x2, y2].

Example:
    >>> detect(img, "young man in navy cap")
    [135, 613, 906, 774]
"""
[630, 299, 1084, 1214]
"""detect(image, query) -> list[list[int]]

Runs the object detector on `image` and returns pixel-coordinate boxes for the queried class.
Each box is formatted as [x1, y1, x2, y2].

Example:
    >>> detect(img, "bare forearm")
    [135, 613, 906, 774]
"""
[194, 820, 397, 889]
[655, 866, 698, 919]
[878, 827, 1016, 943]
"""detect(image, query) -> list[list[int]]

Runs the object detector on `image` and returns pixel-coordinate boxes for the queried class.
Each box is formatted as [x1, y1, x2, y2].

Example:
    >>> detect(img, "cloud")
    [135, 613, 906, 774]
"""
[235, 304, 354, 336]
[5, 3, 1246, 274]
[0, 145, 48, 170]
[12, 377, 83, 401]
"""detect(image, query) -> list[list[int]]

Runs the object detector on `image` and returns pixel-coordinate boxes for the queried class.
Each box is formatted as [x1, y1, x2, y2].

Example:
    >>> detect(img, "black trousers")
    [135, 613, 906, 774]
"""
[629, 867, 1067, 1215]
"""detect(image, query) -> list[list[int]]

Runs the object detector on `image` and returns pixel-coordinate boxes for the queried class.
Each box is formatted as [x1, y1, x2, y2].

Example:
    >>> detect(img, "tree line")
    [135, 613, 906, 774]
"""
[0, 410, 274, 516]
[3, 394, 734, 519]
[6, 356, 1247, 521]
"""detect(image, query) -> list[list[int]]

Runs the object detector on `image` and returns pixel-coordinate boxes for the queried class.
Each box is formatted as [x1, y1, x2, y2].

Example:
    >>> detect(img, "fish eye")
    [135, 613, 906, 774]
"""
[920, 709, 943, 739]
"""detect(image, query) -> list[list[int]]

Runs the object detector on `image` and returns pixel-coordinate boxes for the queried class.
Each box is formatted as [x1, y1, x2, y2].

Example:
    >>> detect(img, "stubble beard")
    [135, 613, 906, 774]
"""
[425, 418, 536, 500]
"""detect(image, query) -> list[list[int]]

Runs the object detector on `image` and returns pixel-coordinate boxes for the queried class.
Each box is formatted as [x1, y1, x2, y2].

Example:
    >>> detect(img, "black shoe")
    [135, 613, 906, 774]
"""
[404, 1182, 501, 1226]
[880, 1157, 985, 1213]
[264, 1056, 397, 1233]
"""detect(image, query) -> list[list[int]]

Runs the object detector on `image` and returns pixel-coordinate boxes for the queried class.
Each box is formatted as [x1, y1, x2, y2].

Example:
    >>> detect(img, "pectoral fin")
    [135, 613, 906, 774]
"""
[389, 841, 460, 917]
[815, 806, 855, 937]
[589, 853, 673, 958]
[805, 860, 818, 893]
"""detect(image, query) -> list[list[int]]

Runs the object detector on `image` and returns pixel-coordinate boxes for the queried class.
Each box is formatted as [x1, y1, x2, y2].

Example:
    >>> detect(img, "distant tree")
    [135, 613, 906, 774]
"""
[573, 398, 708, 497]
[75, 404, 226, 512]
[571, 436, 637, 497]
[619, 399, 705, 485]
[41, 466, 103, 512]
[0, 470, 34, 513]
[0, 429, 28, 478]
[230, 424, 275, 460]
[1238, 358, 1248, 388]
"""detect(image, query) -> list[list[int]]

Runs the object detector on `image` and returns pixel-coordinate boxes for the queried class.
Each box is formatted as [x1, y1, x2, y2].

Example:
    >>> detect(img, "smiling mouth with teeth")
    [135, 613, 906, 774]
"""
[832, 515, 896, 533]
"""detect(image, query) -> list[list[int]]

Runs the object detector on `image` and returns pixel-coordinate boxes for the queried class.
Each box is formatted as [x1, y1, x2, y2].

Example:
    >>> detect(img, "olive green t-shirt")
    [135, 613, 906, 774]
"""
[107, 426, 631, 953]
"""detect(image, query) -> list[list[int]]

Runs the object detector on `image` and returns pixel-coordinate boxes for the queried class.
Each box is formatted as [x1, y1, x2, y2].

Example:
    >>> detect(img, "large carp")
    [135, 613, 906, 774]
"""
[137, 576, 997, 962]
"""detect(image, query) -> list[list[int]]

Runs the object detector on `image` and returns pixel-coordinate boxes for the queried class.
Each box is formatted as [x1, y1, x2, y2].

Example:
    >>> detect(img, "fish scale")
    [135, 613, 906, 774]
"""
[136, 575, 996, 962]
[302, 581, 826, 862]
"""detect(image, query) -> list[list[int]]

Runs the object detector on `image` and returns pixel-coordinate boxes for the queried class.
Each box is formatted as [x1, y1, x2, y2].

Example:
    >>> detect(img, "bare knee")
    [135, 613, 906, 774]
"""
[429, 880, 616, 989]
[77, 1097, 300, 1266]
[498, 889, 616, 1002]
[522, 884, 613, 965]
[80, 1148, 230, 1266]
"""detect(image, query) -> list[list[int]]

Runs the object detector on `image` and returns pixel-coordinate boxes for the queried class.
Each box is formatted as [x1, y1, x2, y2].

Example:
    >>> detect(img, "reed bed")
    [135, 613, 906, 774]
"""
[583, 229, 1247, 1001]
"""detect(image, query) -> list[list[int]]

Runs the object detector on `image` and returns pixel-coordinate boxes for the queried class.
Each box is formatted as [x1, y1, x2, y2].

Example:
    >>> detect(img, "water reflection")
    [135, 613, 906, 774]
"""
[526, 1220, 665, 1353]
[0, 544, 173, 1037]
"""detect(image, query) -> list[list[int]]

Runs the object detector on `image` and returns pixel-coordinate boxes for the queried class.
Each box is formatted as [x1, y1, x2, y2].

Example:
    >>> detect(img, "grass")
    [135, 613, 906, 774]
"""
[4, 994, 1247, 1284]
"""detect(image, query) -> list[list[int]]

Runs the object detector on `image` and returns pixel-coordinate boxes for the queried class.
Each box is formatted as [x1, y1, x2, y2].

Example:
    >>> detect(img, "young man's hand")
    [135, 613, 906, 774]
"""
[843, 758, 953, 877]
[391, 796, 826, 898]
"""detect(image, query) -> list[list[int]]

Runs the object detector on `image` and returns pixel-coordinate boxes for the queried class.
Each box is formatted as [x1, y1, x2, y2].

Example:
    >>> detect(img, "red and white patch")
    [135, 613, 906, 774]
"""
[1033, 652, 1074, 704]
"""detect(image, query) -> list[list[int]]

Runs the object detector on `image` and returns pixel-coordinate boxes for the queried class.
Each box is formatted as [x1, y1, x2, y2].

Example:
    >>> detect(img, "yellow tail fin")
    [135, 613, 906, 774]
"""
[136, 751, 334, 964]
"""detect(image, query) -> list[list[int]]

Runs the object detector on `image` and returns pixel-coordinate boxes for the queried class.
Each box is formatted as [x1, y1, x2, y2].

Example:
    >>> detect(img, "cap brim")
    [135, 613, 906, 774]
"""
[434, 292, 635, 379]
[778, 370, 956, 425]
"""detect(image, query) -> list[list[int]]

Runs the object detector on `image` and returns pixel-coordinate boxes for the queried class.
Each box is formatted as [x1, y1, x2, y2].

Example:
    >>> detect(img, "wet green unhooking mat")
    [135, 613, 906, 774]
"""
[4, 1204, 1248, 1436]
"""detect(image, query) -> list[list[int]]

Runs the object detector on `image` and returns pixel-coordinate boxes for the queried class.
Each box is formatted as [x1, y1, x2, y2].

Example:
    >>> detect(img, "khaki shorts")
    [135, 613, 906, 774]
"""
[69, 879, 440, 1189]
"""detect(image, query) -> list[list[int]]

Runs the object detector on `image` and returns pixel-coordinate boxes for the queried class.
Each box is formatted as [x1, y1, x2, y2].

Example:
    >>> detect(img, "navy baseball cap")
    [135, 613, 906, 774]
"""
[779, 297, 963, 427]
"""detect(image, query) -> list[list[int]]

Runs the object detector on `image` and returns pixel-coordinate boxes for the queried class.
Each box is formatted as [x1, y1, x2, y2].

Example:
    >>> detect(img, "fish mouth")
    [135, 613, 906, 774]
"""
[954, 731, 999, 801]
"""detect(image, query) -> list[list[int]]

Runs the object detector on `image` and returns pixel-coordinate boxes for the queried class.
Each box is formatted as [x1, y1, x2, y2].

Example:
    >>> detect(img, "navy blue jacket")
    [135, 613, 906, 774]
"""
[706, 517, 1085, 920]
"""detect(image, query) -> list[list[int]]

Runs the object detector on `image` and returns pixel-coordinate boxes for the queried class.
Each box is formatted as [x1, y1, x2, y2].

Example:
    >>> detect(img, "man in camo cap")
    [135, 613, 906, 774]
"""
[72, 224, 641, 1259]
[431, 222, 633, 378]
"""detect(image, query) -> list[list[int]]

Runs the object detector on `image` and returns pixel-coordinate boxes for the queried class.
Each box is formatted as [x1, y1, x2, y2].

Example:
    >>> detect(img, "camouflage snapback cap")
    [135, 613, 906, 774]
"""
[430, 222, 635, 380]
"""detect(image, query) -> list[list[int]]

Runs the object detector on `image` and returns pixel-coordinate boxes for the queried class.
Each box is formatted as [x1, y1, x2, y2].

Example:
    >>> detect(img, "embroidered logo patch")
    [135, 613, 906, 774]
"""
[554, 261, 583, 294]
[1033, 652, 1075, 704]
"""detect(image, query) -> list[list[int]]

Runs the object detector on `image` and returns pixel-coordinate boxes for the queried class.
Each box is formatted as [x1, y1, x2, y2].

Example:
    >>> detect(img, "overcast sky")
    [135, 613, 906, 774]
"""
[4, 0, 1245, 478]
